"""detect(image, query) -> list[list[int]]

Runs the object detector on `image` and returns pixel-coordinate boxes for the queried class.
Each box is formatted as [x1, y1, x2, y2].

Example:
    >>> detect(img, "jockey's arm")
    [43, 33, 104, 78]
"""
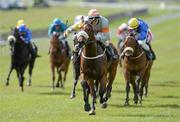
[25, 29, 32, 43]
[137, 29, 148, 41]
[48, 24, 53, 37]
[64, 22, 82, 37]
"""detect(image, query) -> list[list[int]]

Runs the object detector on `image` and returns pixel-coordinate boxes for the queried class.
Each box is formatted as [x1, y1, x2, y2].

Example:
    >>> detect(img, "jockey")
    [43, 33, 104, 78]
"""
[127, 18, 156, 60]
[116, 23, 128, 50]
[87, 9, 118, 60]
[48, 18, 71, 56]
[18, 24, 36, 58]
[16, 19, 25, 28]
[64, 9, 118, 60]
[64, 15, 85, 54]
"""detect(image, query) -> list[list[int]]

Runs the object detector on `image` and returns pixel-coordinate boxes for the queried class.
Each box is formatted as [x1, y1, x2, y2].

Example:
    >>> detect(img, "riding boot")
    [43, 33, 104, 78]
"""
[96, 40, 111, 59]
[144, 50, 153, 60]
[29, 42, 36, 58]
[106, 45, 118, 60]
[151, 50, 156, 60]
[64, 41, 71, 57]
[148, 44, 156, 60]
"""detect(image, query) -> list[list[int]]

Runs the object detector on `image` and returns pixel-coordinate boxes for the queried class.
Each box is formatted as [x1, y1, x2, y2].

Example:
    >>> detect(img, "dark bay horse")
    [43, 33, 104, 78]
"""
[77, 23, 118, 115]
[49, 34, 70, 91]
[122, 36, 153, 105]
[5, 28, 38, 91]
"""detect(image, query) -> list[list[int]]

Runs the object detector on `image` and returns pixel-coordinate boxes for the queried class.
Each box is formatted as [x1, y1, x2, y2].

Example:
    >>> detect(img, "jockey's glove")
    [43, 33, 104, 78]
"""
[53, 32, 60, 36]
[20, 36, 25, 41]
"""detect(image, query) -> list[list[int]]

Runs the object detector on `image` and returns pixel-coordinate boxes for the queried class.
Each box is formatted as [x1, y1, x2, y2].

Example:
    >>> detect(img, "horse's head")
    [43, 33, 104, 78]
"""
[77, 23, 95, 44]
[123, 36, 139, 57]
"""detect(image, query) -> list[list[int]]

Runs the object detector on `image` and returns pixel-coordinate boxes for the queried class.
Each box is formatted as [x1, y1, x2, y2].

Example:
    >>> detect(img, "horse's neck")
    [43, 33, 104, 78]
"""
[51, 37, 60, 48]
[84, 40, 97, 57]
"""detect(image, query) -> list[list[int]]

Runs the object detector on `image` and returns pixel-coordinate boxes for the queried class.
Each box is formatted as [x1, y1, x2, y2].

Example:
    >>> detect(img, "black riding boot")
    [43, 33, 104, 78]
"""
[151, 50, 156, 60]
[106, 45, 118, 60]
[144, 50, 153, 60]
[96, 41, 111, 60]
[29, 42, 36, 58]
[64, 41, 71, 57]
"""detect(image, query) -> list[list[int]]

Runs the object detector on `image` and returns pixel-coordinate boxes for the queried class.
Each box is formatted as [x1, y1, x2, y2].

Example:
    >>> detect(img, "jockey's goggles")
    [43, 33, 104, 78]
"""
[89, 16, 100, 20]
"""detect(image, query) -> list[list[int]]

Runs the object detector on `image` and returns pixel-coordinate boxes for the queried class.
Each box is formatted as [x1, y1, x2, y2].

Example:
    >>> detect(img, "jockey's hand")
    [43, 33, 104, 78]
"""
[53, 32, 60, 36]
[20, 36, 25, 41]
[59, 35, 66, 40]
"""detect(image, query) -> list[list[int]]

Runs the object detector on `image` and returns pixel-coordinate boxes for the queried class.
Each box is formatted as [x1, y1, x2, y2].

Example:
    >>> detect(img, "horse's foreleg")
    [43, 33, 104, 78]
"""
[18, 72, 25, 92]
[95, 80, 99, 98]
[124, 81, 130, 106]
[88, 80, 96, 115]
[81, 80, 90, 112]
[132, 81, 138, 104]
[5, 65, 14, 86]
[99, 75, 107, 109]
[51, 65, 55, 91]
[71, 57, 80, 99]
[139, 81, 146, 105]
[56, 68, 62, 88]
[27, 58, 35, 86]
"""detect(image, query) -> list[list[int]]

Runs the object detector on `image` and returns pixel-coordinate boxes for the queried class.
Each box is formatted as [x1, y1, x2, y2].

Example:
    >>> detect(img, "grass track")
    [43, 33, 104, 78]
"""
[0, 7, 180, 122]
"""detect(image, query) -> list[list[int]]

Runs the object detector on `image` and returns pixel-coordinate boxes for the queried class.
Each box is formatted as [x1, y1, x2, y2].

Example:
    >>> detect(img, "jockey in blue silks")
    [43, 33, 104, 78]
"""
[48, 18, 71, 56]
[127, 18, 156, 60]
[18, 24, 36, 58]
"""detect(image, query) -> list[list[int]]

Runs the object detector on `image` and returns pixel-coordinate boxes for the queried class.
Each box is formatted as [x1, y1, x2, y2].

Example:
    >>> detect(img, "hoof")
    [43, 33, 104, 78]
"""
[56, 83, 60, 88]
[84, 104, 91, 112]
[60, 85, 64, 89]
[101, 102, 107, 109]
[89, 110, 96, 115]
[27, 82, 31, 86]
[124, 101, 129, 106]
[134, 100, 138, 104]
[5, 82, 9, 86]
[21, 87, 24, 92]
[70, 94, 75, 99]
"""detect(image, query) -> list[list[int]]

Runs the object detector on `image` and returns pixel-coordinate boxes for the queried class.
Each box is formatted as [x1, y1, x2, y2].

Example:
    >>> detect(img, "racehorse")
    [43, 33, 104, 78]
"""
[5, 28, 38, 91]
[49, 34, 70, 91]
[122, 35, 153, 105]
[77, 23, 118, 115]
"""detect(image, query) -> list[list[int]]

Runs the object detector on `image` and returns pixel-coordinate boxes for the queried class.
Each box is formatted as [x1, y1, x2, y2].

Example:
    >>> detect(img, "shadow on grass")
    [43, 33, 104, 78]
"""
[159, 95, 180, 99]
[151, 80, 180, 87]
[37, 91, 70, 96]
[109, 103, 180, 109]
[111, 114, 174, 118]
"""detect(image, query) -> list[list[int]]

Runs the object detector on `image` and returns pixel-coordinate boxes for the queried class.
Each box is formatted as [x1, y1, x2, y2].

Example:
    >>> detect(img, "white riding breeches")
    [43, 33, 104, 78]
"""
[138, 40, 150, 51]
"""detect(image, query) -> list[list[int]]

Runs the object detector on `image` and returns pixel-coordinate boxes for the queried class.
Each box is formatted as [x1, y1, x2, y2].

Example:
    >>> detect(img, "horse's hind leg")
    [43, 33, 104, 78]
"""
[5, 65, 13, 86]
[81, 80, 91, 112]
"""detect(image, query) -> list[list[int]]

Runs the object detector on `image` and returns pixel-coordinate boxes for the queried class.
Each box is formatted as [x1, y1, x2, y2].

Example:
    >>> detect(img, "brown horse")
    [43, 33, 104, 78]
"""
[77, 23, 118, 115]
[49, 34, 70, 90]
[122, 36, 153, 105]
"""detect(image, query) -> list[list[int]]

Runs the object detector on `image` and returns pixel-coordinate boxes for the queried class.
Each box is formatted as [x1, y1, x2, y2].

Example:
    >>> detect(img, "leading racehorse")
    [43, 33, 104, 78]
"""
[5, 28, 38, 91]
[77, 23, 118, 115]
[122, 35, 153, 105]
[49, 33, 70, 91]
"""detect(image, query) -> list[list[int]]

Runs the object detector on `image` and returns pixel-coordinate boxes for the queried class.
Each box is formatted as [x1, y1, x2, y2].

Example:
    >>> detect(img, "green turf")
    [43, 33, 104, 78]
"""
[0, 7, 180, 122]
